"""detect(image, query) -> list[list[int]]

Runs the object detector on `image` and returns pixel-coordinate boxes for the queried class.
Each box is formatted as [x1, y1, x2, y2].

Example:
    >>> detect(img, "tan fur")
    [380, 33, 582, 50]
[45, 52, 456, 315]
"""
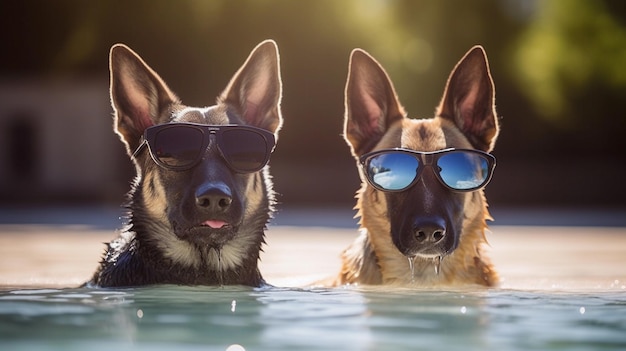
[327, 46, 500, 287]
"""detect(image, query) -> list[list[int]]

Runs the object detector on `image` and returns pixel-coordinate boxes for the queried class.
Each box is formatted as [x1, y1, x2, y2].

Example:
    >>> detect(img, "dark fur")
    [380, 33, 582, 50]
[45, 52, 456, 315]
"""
[86, 40, 283, 287]
[329, 46, 500, 286]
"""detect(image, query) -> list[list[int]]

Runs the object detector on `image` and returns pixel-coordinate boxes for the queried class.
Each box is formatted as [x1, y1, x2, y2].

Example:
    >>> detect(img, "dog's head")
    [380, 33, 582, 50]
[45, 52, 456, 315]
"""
[109, 40, 282, 253]
[344, 46, 498, 260]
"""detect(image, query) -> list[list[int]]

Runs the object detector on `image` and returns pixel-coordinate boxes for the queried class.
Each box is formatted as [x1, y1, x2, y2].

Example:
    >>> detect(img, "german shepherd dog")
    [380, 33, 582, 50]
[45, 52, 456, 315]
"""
[86, 40, 282, 287]
[331, 46, 500, 286]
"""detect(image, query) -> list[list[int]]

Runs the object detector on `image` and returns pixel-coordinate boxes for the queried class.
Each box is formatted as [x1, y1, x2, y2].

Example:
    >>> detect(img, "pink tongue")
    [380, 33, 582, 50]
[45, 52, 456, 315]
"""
[203, 220, 227, 229]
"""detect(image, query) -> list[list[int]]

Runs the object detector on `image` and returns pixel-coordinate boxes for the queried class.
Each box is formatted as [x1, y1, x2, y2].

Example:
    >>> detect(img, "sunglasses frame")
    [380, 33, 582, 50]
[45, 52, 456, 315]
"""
[359, 148, 496, 193]
[133, 122, 276, 172]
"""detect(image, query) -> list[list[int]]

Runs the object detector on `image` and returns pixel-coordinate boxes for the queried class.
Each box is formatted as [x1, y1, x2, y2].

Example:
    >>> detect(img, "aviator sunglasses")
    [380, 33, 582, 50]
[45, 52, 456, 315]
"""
[133, 123, 276, 172]
[360, 148, 496, 192]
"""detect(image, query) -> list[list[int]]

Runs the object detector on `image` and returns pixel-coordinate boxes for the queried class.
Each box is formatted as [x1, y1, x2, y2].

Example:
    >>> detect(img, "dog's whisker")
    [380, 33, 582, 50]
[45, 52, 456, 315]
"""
[433, 256, 442, 276]
[407, 256, 417, 283]
[217, 248, 224, 287]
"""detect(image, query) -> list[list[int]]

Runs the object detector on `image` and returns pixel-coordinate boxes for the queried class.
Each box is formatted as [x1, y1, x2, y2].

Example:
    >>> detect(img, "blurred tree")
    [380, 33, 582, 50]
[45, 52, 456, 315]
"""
[514, 0, 626, 123]
[1, 0, 624, 205]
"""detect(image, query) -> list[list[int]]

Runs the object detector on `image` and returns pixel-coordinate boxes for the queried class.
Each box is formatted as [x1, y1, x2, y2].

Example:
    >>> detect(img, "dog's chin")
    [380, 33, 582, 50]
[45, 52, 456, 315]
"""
[173, 222, 238, 247]
[397, 244, 454, 259]
[412, 251, 446, 259]
[402, 249, 447, 259]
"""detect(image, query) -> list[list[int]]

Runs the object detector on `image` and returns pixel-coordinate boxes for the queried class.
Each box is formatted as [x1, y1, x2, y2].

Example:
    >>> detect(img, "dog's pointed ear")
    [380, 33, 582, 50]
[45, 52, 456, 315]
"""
[437, 46, 499, 152]
[220, 40, 283, 135]
[344, 49, 405, 157]
[109, 44, 179, 153]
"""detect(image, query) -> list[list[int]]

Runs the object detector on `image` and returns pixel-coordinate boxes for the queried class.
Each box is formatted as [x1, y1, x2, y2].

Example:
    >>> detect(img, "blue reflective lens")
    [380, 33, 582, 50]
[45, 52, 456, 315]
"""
[437, 151, 489, 190]
[367, 153, 419, 190]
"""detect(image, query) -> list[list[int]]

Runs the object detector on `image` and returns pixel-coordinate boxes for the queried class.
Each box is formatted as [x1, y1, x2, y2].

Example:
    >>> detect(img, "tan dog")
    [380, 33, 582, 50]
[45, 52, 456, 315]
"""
[331, 46, 500, 286]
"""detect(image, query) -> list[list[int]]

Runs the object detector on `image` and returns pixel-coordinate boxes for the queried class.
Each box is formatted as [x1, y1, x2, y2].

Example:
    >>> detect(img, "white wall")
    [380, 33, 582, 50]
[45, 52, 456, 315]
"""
[0, 78, 130, 202]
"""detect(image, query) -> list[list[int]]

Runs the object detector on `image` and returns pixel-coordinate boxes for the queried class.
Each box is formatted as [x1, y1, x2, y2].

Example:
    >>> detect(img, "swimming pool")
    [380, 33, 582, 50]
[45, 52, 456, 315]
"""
[1, 284, 624, 351]
[1, 211, 625, 351]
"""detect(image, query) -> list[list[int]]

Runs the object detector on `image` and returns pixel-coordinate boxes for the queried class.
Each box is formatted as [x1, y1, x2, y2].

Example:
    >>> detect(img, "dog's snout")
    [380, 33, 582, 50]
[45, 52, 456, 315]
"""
[413, 218, 446, 244]
[195, 183, 233, 212]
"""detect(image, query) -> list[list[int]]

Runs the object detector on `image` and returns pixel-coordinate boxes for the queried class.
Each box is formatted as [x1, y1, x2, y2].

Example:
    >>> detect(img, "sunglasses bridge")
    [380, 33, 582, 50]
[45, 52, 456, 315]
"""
[392, 149, 451, 187]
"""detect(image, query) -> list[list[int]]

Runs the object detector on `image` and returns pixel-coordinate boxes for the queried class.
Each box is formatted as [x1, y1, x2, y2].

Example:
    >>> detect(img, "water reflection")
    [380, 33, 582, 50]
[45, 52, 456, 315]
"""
[255, 287, 373, 350]
[359, 288, 490, 350]
[0, 286, 624, 350]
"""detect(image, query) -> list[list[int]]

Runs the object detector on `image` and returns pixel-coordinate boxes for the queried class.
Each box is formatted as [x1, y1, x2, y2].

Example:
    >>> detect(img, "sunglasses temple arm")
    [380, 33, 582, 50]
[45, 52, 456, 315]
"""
[132, 138, 147, 158]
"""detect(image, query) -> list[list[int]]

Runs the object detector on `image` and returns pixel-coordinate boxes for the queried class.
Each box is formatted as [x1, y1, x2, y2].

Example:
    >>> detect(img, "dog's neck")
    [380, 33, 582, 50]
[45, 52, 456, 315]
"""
[354, 189, 496, 286]
[124, 200, 268, 286]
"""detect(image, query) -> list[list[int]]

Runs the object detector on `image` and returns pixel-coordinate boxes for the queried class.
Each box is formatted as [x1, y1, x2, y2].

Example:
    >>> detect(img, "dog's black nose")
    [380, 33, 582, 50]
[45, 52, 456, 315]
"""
[195, 183, 233, 212]
[412, 218, 446, 244]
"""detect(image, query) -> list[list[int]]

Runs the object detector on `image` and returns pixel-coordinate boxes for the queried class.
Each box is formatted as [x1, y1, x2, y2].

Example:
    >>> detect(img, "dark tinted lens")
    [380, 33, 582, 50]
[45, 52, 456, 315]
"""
[366, 152, 419, 190]
[153, 127, 204, 168]
[221, 129, 270, 172]
[437, 151, 489, 190]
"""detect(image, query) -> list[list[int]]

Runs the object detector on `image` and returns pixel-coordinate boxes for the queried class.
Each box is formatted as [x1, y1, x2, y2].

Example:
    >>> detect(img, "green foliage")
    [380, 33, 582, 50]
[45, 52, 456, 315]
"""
[2, 0, 624, 153]
[514, 0, 626, 124]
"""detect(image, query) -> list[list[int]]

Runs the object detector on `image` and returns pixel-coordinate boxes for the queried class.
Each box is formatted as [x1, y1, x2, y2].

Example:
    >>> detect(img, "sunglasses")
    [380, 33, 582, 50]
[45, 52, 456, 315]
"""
[133, 123, 276, 172]
[359, 148, 496, 192]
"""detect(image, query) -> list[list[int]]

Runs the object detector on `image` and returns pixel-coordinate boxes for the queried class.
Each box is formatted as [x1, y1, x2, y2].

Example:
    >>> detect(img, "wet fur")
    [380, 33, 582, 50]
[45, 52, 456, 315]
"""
[329, 46, 500, 287]
[86, 40, 282, 287]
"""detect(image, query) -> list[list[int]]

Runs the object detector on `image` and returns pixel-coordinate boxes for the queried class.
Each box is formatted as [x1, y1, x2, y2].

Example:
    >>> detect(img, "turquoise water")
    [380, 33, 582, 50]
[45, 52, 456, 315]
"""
[0, 285, 624, 351]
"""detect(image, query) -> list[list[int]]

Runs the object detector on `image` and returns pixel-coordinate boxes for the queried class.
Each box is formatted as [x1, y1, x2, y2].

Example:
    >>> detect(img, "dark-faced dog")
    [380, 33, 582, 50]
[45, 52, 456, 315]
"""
[330, 46, 500, 286]
[86, 40, 282, 287]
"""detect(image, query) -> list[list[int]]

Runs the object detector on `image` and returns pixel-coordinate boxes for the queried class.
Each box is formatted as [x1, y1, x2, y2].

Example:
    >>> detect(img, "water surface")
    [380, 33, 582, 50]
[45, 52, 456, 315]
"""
[1, 285, 624, 351]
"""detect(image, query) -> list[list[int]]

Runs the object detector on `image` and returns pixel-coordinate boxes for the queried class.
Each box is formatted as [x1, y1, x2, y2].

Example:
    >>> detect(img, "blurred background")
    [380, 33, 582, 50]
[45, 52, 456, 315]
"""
[0, 0, 624, 217]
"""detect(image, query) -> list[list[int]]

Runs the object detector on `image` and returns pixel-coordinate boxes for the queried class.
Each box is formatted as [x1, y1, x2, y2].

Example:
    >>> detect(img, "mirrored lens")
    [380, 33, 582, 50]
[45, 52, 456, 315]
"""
[153, 127, 204, 168]
[221, 129, 270, 171]
[366, 153, 419, 190]
[437, 151, 489, 190]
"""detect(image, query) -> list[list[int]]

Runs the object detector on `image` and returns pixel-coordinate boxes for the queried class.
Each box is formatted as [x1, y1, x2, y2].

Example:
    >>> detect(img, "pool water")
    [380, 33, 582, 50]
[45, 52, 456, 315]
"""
[1, 285, 624, 351]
